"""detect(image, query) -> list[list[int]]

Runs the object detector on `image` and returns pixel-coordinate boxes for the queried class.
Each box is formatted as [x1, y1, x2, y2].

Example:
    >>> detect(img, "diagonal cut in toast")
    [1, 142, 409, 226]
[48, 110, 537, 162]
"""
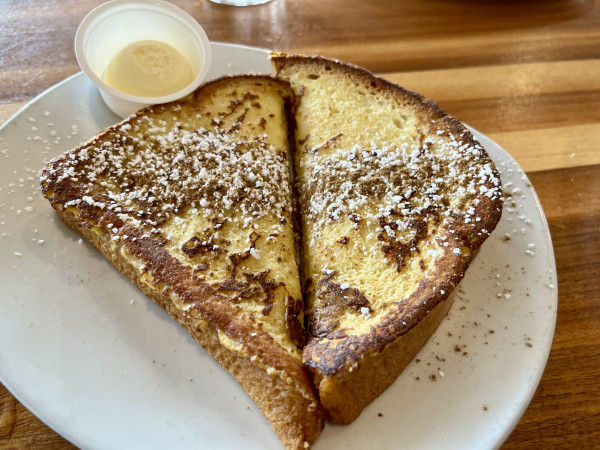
[40, 56, 504, 447]
[272, 54, 504, 424]
[40, 75, 325, 449]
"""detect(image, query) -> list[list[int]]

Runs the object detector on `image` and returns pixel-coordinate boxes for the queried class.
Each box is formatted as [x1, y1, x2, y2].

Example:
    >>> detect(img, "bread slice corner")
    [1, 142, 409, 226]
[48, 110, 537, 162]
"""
[272, 53, 503, 424]
[40, 74, 325, 449]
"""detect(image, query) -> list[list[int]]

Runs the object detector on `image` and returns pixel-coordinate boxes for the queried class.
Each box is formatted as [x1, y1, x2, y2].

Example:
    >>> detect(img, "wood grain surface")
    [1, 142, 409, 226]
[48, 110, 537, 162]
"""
[1, 0, 599, 448]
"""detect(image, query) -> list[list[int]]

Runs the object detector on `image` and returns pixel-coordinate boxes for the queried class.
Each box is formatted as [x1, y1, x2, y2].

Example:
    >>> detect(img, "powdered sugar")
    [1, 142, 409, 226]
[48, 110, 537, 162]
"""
[300, 132, 502, 241]
[41, 120, 291, 238]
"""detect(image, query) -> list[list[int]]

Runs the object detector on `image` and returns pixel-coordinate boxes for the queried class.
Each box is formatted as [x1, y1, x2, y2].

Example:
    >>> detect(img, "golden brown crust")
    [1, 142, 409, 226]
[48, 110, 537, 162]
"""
[53, 206, 325, 448]
[312, 292, 456, 424]
[40, 57, 504, 443]
[40, 74, 325, 449]
[271, 52, 448, 130]
[272, 53, 503, 423]
[302, 249, 468, 376]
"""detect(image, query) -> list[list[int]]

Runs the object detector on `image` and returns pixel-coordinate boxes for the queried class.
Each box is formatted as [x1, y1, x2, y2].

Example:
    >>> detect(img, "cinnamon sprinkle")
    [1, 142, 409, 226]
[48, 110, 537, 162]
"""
[300, 133, 502, 245]
[41, 120, 291, 239]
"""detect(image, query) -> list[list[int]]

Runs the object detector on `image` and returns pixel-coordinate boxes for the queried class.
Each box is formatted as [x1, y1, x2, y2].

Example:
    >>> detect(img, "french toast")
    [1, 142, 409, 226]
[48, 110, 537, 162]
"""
[40, 75, 325, 449]
[272, 54, 504, 424]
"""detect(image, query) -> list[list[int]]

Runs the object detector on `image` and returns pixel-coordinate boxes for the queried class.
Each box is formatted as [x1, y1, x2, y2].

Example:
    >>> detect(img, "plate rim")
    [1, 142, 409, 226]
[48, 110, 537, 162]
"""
[0, 42, 558, 450]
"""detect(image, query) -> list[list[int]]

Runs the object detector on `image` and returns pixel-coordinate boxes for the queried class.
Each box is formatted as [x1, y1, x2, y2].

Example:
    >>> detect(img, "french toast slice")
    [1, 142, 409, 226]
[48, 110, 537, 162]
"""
[40, 75, 325, 449]
[272, 54, 503, 424]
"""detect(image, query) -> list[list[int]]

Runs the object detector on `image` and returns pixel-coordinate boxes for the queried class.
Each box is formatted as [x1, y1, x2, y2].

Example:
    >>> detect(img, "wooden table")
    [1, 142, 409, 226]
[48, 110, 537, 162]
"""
[1, 0, 599, 448]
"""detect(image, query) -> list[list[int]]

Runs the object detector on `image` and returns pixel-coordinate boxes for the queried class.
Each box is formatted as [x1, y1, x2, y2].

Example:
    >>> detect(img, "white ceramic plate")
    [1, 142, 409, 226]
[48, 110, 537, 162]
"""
[0, 43, 557, 450]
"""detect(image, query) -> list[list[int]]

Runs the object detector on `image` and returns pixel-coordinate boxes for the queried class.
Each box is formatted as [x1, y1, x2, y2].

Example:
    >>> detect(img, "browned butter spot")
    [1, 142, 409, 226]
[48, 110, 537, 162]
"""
[309, 275, 370, 339]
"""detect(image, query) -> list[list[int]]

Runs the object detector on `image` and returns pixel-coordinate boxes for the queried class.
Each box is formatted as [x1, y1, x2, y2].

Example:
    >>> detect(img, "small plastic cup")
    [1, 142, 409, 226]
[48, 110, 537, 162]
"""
[75, 0, 212, 118]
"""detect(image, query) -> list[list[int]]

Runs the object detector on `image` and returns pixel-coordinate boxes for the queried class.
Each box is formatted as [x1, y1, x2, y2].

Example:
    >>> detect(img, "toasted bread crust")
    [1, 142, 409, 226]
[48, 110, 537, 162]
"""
[52, 205, 324, 448]
[311, 292, 456, 423]
[40, 75, 325, 449]
[272, 54, 503, 423]
[41, 57, 504, 442]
